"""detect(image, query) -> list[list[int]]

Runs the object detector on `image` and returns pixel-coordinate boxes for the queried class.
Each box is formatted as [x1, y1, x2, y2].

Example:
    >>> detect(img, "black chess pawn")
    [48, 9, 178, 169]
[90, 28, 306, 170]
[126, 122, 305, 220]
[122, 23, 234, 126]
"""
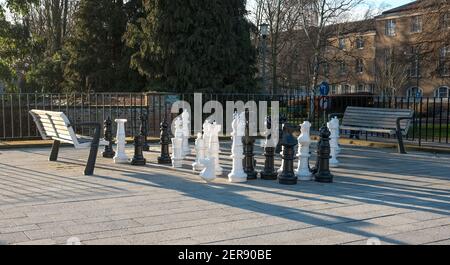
[278, 124, 298, 185]
[260, 116, 278, 180]
[158, 119, 172, 164]
[242, 110, 257, 180]
[131, 135, 147, 166]
[102, 117, 115, 158]
[314, 125, 334, 183]
[140, 113, 150, 152]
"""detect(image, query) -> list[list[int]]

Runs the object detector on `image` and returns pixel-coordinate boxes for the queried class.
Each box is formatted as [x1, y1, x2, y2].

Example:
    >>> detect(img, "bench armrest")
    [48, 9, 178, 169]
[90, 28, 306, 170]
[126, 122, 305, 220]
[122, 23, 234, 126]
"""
[328, 113, 344, 120]
[396, 117, 413, 133]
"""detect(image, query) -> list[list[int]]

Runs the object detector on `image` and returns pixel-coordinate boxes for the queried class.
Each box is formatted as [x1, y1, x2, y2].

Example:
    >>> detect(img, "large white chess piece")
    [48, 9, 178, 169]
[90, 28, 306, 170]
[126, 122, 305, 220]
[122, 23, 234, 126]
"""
[228, 112, 247, 183]
[181, 109, 191, 156]
[171, 117, 183, 168]
[295, 121, 312, 180]
[202, 120, 212, 158]
[209, 122, 223, 176]
[200, 157, 216, 182]
[192, 133, 206, 171]
[328, 117, 340, 167]
[114, 119, 129, 164]
[278, 149, 284, 174]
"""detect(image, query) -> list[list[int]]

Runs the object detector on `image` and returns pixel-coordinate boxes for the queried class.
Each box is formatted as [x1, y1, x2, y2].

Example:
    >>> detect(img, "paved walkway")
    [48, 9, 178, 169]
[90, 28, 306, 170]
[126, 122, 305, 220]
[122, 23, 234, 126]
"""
[0, 143, 449, 245]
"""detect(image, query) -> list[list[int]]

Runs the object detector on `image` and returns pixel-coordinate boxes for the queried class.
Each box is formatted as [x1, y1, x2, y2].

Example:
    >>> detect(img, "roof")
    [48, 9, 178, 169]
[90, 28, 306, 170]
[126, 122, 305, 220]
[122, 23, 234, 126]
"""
[325, 19, 376, 36]
[382, 1, 420, 15]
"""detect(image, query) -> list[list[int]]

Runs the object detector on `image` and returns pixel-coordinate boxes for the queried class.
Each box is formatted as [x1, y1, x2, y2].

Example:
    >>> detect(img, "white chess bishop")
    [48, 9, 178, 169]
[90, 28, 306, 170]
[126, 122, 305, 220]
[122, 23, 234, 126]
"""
[328, 117, 340, 168]
[192, 133, 206, 171]
[209, 121, 223, 176]
[171, 117, 184, 168]
[228, 112, 247, 183]
[295, 121, 312, 181]
[181, 109, 191, 156]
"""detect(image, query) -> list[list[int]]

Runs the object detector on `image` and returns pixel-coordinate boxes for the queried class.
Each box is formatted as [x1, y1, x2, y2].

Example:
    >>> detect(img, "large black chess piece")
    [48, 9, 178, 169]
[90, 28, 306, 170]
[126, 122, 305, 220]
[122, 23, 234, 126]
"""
[131, 135, 147, 166]
[140, 113, 150, 152]
[260, 116, 278, 180]
[314, 125, 334, 183]
[278, 124, 298, 185]
[242, 110, 257, 180]
[275, 115, 288, 154]
[158, 119, 172, 164]
[102, 117, 115, 158]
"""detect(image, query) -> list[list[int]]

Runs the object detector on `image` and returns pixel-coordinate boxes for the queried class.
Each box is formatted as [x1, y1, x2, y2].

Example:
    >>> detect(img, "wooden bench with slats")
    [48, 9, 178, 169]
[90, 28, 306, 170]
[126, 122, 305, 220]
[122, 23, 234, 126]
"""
[330, 107, 414, 154]
[29, 110, 110, 175]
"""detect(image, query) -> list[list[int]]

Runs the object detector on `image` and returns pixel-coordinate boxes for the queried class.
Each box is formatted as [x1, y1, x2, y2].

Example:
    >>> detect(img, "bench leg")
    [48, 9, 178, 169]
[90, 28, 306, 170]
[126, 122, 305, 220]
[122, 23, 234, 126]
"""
[49, 140, 61, 161]
[396, 130, 407, 154]
[84, 124, 101, 176]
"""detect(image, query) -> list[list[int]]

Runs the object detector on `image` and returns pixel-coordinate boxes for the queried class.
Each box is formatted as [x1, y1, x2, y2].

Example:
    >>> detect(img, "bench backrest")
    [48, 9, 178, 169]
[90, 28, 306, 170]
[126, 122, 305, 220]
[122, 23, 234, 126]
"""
[342, 107, 414, 131]
[29, 110, 80, 146]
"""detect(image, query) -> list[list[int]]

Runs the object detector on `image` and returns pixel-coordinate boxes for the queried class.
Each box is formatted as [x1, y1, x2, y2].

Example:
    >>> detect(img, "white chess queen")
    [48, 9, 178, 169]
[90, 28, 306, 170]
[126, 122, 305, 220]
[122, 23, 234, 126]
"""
[295, 121, 312, 180]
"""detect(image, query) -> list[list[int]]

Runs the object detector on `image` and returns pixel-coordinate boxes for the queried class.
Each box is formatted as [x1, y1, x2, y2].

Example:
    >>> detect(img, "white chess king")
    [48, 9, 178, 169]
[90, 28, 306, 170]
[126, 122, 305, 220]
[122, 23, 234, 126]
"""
[228, 112, 247, 183]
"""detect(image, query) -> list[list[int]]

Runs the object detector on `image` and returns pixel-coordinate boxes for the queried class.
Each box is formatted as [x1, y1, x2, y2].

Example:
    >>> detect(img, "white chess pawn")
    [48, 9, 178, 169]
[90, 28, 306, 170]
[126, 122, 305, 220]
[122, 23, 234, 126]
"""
[200, 157, 216, 182]
[192, 133, 206, 171]
[328, 117, 340, 168]
[181, 109, 191, 156]
[171, 117, 183, 168]
[228, 112, 247, 183]
[114, 119, 129, 164]
[209, 122, 223, 176]
[295, 121, 312, 181]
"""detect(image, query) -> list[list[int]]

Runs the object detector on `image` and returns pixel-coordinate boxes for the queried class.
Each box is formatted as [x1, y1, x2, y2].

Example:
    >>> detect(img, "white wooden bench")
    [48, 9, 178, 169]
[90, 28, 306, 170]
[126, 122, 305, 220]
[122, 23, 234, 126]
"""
[29, 110, 110, 175]
[330, 107, 414, 154]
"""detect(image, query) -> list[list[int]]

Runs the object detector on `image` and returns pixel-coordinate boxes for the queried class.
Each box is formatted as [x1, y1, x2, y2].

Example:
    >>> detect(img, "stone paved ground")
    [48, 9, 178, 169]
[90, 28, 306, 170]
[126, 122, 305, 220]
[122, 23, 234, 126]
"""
[0, 143, 449, 245]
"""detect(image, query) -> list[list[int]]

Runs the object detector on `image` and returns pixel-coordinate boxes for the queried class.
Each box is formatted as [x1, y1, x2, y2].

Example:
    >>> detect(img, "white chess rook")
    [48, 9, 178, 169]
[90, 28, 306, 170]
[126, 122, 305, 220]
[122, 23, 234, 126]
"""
[192, 133, 206, 171]
[200, 157, 217, 182]
[295, 121, 312, 181]
[171, 118, 184, 168]
[114, 119, 129, 164]
[328, 117, 340, 168]
[182, 110, 191, 156]
[228, 112, 247, 183]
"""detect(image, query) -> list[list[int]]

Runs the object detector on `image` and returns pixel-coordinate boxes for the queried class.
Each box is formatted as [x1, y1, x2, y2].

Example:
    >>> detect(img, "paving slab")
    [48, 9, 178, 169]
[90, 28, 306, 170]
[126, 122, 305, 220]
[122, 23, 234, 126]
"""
[0, 143, 449, 245]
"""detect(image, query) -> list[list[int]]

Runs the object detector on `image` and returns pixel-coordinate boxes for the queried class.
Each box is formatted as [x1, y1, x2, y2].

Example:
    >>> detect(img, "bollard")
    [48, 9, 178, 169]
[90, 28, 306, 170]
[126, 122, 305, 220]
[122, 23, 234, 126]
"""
[260, 116, 278, 180]
[314, 125, 334, 183]
[102, 117, 115, 158]
[114, 119, 129, 164]
[278, 125, 298, 185]
[158, 119, 172, 164]
[228, 112, 247, 183]
[295, 121, 312, 181]
[242, 110, 257, 180]
[131, 135, 147, 166]
[192, 133, 206, 171]
[140, 114, 150, 152]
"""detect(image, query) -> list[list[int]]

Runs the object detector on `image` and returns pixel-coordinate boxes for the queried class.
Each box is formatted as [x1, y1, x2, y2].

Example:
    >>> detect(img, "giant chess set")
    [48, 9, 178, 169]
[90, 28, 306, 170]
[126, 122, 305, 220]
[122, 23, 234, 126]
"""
[102, 109, 342, 186]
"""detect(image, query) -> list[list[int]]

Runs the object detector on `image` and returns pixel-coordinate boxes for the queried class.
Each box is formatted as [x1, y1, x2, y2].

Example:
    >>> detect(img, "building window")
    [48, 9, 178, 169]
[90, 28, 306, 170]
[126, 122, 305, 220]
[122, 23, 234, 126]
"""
[342, 84, 351, 94]
[411, 16, 423, 33]
[338, 37, 346, 50]
[356, 37, 364, 49]
[441, 13, 450, 29]
[407, 87, 423, 98]
[435, 87, 449, 98]
[357, 84, 365, 93]
[368, 84, 375, 93]
[323, 62, 329, 77]
[385, 19, 396, 36]
[331, 85, 337, 95]
[440, 46, 450, 77]
[441, 46, 450, 58]
[339, 61, 347, 75]
[356, 59, 364, 74]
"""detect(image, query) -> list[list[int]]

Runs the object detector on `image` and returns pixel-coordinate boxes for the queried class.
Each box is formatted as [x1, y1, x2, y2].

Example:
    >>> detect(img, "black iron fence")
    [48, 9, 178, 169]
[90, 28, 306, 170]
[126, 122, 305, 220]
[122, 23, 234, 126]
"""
[1, 92, 449, 146]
